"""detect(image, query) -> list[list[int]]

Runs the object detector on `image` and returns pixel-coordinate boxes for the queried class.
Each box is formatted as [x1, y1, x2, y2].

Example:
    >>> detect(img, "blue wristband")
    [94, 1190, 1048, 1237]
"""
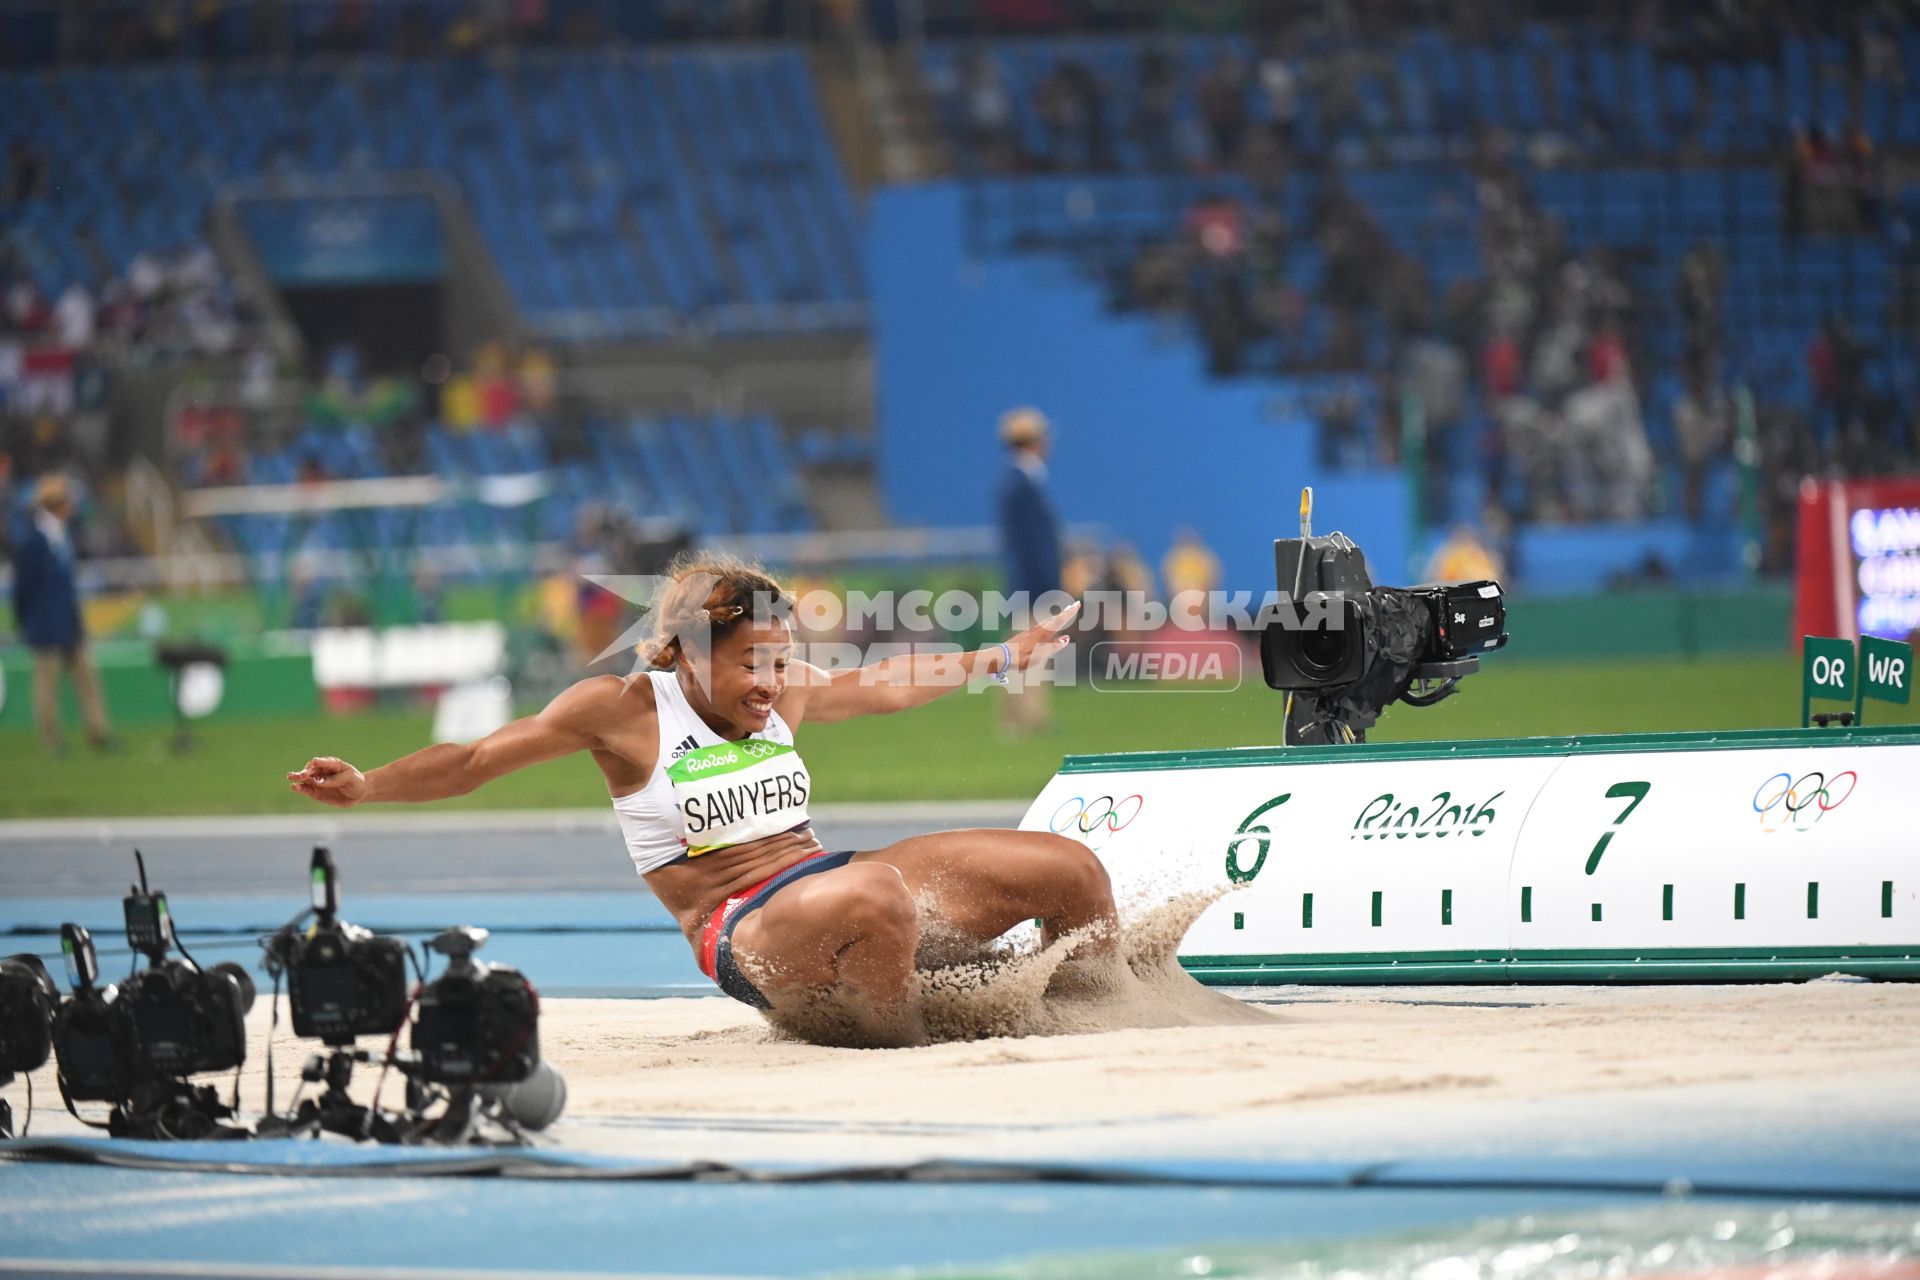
[988, 641, 1013, 685]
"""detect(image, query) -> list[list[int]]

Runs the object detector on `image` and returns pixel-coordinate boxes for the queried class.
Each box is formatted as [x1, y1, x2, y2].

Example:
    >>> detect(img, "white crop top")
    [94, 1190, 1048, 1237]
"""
[611, 669, 811, 875]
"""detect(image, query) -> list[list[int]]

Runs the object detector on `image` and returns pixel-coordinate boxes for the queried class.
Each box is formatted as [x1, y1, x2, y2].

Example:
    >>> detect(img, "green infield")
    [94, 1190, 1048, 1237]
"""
[2, 654, 1913, 819]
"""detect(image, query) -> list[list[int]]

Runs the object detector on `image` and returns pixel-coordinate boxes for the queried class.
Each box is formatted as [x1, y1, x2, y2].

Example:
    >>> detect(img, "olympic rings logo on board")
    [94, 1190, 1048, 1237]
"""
[1752, 770, 1858, 833]
[1048, 794, 1144, 849]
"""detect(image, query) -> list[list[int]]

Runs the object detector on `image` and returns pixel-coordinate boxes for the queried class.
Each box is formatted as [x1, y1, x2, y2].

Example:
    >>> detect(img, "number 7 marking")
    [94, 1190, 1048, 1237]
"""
[1586, 781, 1652, 875]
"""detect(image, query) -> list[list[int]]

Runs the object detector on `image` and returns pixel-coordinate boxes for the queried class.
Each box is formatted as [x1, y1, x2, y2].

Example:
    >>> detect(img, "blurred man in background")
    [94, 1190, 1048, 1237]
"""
[9, 474, 113, 753]
[996, 407, 1062, 736]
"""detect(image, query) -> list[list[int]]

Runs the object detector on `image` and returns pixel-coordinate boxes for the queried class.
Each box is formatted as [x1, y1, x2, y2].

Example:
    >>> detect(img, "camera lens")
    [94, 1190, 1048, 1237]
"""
[212, 962, 257, 1014]
[1297, 624, 1351, 675]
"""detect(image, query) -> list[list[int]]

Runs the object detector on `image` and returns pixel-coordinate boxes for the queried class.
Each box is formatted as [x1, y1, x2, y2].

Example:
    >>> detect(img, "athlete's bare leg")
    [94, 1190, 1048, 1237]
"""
[726, 830, 1116, 1044]
[852, 829, 1116, 952]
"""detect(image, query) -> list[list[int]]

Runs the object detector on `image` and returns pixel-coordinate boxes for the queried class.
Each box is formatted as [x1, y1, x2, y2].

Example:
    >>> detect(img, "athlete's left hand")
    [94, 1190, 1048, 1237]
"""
[1003, 600, 1080, 671]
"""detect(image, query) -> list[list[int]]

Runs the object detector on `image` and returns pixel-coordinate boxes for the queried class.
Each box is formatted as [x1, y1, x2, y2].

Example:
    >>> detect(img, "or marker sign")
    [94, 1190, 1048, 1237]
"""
[1804, 636, 1855, 701]
[1860, 635, 1913, 706]
[1802, 635, 1855, 727]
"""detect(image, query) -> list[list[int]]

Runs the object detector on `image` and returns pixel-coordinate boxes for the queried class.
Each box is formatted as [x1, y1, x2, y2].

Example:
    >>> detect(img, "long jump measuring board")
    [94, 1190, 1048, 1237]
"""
[1019, 726, 1920, 983]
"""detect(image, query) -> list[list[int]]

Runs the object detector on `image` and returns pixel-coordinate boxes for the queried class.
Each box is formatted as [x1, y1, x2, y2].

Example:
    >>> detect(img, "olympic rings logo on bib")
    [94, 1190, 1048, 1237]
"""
[739, 741, 779, 759]
[1752, 770, 1857, 833]
[1048, 794, 1144, 850]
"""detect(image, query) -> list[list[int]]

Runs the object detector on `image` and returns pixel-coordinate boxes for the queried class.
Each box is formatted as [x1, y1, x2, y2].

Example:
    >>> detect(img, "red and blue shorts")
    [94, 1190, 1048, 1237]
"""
[698, 849, 858, 1008]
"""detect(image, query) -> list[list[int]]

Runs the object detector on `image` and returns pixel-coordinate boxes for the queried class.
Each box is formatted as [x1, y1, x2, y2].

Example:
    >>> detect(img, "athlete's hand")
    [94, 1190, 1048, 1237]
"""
[288, 757, 369, 808]
[1004, 600, 1080, 671]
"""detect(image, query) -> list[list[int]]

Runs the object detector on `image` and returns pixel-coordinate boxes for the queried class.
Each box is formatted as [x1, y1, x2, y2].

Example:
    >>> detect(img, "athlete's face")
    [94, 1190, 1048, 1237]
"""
[702, 618, 792, 733]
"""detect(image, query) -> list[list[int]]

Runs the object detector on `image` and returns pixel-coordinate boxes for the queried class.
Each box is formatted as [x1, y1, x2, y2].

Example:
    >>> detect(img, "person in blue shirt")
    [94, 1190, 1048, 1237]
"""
[995, 408, 1064, 735]
[9, 474, 112, 753]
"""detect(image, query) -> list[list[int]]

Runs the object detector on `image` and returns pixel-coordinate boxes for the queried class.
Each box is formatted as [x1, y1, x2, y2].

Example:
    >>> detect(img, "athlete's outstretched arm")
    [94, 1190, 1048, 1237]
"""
[287, 677, 619, 807]
[789, 601, 1078, 726]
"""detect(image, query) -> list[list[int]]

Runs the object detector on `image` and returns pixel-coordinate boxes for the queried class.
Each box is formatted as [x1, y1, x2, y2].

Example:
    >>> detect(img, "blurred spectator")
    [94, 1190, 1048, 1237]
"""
[413, 566, 445, 625]
[126, 250, 166, 305]
[512, 0, 552, 45]
[1133, 44, 1178, 171]
[1859, 19, 1904, 85]
[1482, 328, 1523, 403]
[1404, 336, 1467, 513]
[1677, 241, 1723, 368]
[53, 284, 96, 348]
[962, 48, 1016, 170]
[1843, 122, 1880, 225]
[6, 140, 46, 204]
[1808, 315, 1865, 454]
[1563, 377, 1652, 519]
[1588, 321, 1630, 386]
[239, 343, 280, 411]
[1105, 541, 1154, 639]
[289, 561, 325, 630]
[995, 407, 1062, 736]
[474, 341, 521, 429]
[9, 474, 114, 754]
[1529, 298, 1587, 406]
[1423, 524, 1504, 584]
[1257, 43, 1300, 153]
[1184, 190, 1250, 374]
[1673, 373, 1730, 522]
[1034, 64, 1080, 170]
[1161, 526, 1222, 605]
[5, 276, 49, 333]
[519, 346, 559, 418]
[1196, 53, 1250, 166]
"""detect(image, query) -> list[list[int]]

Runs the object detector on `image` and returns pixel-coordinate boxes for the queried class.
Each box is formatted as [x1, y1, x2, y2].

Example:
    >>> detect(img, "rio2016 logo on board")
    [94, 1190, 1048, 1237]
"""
[1350, 790, 1502, 841]
[1753, 770, 1857, 833]
[1048, 794, 1144, 851]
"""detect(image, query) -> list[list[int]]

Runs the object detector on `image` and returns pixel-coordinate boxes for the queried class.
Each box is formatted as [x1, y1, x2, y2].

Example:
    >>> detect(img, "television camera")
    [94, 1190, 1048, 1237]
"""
[1259, 489, 1508, 744]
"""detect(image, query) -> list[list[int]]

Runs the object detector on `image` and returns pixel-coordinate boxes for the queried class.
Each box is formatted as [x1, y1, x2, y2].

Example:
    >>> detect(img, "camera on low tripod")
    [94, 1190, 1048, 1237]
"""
[0, 951, 59, 1138]
[260, 846, 413, 1141]
[259, 848, 565, 1143]
[46, 853, 256, 1139]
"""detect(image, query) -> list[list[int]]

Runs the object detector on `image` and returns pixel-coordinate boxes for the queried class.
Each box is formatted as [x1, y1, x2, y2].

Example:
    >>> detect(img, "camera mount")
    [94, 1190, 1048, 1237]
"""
[255, 1045, 406, 1143]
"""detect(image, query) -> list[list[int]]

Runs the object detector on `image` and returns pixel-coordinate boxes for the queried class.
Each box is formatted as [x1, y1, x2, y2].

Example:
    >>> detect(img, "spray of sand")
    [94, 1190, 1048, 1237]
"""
[754, 879, 1274, 1049]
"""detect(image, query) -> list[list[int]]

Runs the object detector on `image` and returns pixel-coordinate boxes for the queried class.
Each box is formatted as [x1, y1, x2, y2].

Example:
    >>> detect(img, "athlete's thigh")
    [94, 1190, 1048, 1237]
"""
[729, 860, 910, 969]
[850, 828, 1098, 934]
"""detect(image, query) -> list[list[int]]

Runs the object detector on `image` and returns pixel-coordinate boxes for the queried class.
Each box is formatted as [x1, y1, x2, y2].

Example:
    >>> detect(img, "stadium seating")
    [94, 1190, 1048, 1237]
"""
[923, 24, 1919, 544]
[924, 27, 1920, 167]
[0, 50, 864, 339]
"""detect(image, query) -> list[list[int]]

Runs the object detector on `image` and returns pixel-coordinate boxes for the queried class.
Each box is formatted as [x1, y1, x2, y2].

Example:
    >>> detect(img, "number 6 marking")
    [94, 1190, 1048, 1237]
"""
[1586, 781, 1651, 875]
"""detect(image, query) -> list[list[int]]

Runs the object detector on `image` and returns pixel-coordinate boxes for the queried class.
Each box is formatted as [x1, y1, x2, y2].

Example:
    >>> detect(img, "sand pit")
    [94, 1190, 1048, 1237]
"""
[541, 980, 1920, 1126]
[16, 978, 1919, 1159]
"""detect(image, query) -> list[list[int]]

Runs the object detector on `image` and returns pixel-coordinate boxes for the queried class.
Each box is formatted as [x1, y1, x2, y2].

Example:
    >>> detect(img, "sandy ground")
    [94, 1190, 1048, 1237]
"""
[15, 980, 1920, 1166]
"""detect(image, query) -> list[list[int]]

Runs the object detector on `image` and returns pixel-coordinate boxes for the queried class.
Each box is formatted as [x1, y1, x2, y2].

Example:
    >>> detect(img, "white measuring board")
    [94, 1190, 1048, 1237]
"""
[1017, 726, 1920, 983]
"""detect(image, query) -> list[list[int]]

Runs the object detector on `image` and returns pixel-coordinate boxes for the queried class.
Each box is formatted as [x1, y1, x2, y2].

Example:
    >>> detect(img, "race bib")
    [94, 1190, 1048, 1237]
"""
[667, 739, 812, 856]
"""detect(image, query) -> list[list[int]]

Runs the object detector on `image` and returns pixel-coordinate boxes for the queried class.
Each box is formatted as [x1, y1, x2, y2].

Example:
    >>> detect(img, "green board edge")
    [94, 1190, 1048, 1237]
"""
[1058, 724, 1920, 775]
[1182, 947, 1920, 985]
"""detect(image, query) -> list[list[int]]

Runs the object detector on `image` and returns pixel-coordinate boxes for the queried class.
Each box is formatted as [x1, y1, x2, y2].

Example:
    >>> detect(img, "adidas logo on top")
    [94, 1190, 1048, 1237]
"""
[669, 734, 699, 761]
